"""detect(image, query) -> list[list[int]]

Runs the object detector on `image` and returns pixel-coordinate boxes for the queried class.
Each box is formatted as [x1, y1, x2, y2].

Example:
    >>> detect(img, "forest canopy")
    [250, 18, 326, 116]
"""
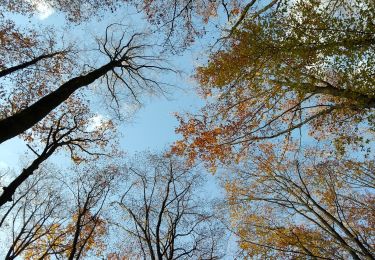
[0, 0, 374, 259]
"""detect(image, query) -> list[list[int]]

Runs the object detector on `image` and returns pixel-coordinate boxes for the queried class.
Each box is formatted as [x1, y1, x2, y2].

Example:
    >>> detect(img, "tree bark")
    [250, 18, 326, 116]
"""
[0, 60, 119, 144]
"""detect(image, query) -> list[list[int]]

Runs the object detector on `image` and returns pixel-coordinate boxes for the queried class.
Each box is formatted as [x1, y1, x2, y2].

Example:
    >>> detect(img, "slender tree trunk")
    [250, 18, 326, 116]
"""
[0, 52, 64, 78]
[67, 213, 83, 260]
[0, 147, 56, 207]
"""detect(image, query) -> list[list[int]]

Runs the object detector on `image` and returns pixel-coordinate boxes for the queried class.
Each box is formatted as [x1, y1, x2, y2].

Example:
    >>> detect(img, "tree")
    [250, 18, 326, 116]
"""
[168, 1, 375, 258]
[224, 145, 374, 259]
[113, 153, 225, 259]
[0, 16, 72, 80]
[0, 96, 118, 207]
[0, 1, 120, 22]
[127, 0, 281, 49]
[1, 162, 118, 259]
[0, 24, 168, 144]
[172, 0, 375, 167]
[2, 170, 64, 260]
[1, 0, 282, 146]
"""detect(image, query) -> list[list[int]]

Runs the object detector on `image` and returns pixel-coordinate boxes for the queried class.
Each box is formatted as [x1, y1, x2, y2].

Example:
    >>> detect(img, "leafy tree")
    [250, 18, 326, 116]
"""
[167, 1, 375, 257]
[172, 0, 375, 167]
[0, 16, 72, 80]
[224, 145, 374, 259]
[1, 163, 118, 259]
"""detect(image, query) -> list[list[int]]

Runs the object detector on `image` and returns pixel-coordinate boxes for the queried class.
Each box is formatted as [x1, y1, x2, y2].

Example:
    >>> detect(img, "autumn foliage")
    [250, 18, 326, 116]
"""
[173, 0, 375, 167]
[0, 0, 374, 259]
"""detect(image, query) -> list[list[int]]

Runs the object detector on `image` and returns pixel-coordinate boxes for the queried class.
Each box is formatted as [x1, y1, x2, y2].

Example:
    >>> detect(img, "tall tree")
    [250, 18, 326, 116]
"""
[224, 145, 374, 259]
[113, 153, 226, 259]
[172, 0, 375, 167]
[0, 24, 168, 144]
[0, 96, 118, 207]
[1, 163, 118, 259]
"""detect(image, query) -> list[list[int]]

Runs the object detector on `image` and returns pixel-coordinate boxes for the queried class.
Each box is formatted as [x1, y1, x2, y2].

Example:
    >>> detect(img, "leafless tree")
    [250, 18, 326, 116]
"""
[0, 23, 169, 144]
[113, 153, 225, 259]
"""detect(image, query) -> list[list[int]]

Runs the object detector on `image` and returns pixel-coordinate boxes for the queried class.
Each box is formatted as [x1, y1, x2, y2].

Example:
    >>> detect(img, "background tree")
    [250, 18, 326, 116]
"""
[0, 96, 118, 207]
[1, 162, 118, 259]
[113, 153, 226, 259]
[2, 169, 63, 260]
[126, 0, 281, 49]
[0, 19, 70, 80]
[224, 145, 374, 259]
[0, 1, 121, 22]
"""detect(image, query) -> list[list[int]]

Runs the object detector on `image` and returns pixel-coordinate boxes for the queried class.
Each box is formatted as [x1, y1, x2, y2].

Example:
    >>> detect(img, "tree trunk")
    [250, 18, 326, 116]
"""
[0, 61, 118, 144]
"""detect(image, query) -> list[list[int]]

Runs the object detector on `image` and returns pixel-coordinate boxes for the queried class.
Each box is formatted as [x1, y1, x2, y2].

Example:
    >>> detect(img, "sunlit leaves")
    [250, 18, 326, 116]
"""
[225, 147, 374, 258]
[173, 0, 375, 167]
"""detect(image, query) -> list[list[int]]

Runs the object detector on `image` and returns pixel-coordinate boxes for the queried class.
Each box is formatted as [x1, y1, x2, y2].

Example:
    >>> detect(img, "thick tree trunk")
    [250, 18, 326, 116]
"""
[0, 60, 118, 144]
